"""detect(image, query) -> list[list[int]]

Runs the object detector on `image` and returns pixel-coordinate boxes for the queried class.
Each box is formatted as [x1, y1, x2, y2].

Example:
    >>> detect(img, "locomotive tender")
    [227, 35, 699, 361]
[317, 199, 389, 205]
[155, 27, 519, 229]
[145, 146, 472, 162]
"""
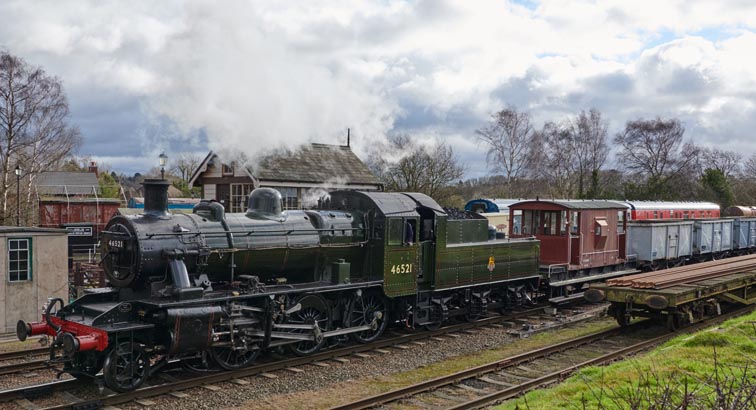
[17, 180, 539, 392]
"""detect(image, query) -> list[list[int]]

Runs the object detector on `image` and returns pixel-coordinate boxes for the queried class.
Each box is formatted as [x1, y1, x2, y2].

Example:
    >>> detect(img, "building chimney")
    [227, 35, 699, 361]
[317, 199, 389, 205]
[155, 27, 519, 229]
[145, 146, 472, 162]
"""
[142, 179, 171, 217]
[88, 161, 98, 177]
[347, 128, 350, 148]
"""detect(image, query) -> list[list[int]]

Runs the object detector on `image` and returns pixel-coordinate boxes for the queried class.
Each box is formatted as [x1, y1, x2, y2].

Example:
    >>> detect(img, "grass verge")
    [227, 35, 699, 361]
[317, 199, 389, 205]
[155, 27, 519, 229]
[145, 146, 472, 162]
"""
[497, 310, 756, 410]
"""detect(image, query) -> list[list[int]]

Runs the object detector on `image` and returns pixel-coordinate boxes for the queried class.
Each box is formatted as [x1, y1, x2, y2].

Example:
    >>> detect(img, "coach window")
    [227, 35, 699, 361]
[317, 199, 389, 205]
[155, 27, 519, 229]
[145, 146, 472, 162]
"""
[560, 211, 567, 235]
[653, 210, 658, 219]
[8, 238, 31, 282]
[683, 211, 689, 219]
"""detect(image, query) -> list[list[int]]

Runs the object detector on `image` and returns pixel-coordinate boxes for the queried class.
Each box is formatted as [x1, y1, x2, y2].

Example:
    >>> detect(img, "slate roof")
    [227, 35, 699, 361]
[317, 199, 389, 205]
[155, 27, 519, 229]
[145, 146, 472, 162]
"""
[35, 172, 100, 196]
[249, 144, 381, 185]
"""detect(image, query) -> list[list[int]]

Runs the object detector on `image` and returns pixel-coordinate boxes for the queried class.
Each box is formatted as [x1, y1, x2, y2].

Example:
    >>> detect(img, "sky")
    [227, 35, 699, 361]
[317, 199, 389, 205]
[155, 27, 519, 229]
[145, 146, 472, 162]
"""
[1, 0, 756, 178]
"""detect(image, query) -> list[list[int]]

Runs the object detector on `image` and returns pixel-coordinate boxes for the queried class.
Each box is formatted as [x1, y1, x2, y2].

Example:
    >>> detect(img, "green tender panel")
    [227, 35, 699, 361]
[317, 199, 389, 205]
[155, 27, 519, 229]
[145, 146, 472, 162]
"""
[593, 271, 756, 308]
[446, 219, 489, 244]
[383, 247, 419, 297]
[435, 239, 539, 289]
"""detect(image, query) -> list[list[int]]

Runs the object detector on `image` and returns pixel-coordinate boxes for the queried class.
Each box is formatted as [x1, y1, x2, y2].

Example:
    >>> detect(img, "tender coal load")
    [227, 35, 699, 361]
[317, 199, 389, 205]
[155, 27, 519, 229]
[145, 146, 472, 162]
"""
[443, 207, 485, 220]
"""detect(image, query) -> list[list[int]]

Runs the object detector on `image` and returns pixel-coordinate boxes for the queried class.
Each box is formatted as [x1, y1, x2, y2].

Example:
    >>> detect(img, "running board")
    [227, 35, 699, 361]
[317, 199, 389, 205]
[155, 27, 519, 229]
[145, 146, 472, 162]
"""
[549, 268, 639, 287]
[548, 292, 586, 305]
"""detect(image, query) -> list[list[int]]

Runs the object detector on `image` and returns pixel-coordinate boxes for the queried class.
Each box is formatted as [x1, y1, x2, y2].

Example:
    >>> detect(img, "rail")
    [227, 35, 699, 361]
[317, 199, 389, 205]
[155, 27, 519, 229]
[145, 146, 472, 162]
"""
[332, 303, 756, 410]
[0, 306, 549, 406]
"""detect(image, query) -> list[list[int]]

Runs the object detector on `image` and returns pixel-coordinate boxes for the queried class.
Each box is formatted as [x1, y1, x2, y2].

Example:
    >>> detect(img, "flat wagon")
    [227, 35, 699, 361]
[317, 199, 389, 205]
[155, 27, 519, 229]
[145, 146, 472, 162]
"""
[586, 259, 756, 330]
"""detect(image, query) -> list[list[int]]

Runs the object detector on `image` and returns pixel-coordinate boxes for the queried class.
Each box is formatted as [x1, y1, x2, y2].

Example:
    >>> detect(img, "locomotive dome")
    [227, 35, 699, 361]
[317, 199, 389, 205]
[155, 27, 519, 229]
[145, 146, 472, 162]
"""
[247, 187, 283, 216]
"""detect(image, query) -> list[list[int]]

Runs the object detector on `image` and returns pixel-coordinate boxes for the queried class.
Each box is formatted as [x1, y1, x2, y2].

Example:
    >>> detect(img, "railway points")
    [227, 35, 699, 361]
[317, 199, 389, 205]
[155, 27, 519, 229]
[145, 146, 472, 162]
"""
[329, 304, 756, 410]
[1, 305, 564, 408]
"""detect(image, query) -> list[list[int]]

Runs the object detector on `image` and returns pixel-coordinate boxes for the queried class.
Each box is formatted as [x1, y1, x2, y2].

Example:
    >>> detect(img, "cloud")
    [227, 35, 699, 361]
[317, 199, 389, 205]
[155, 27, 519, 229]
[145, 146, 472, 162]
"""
[0, 1, 755, 176]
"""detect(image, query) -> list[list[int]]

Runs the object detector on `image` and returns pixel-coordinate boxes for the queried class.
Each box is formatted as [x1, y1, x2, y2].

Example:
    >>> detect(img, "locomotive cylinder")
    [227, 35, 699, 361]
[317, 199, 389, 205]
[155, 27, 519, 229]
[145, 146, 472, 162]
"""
[166, 306, 223, 354]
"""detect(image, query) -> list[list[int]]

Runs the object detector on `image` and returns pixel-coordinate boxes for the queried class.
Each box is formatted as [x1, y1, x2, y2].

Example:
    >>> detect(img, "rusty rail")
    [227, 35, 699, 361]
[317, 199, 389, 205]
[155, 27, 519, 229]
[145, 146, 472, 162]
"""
[607, 254, 756, 289]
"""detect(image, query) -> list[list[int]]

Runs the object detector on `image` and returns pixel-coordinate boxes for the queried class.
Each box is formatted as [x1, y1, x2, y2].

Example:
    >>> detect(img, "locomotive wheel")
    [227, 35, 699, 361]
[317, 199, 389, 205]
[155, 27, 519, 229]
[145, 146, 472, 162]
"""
[211, 343, 260, 370]
[423, 321, 442, 331]
[180, 351, 217, 373]
[287, 295, 331, 356]
[666, 312, 685, 332]
[346, 293, 389, 343]
[614, 308, 631, 327]
[103, 342, 150, 392]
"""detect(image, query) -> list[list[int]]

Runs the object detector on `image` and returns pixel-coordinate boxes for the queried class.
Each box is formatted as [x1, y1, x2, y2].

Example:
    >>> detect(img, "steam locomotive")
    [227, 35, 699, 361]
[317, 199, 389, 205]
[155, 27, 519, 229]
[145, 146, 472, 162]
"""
[17, 180, 540, 392]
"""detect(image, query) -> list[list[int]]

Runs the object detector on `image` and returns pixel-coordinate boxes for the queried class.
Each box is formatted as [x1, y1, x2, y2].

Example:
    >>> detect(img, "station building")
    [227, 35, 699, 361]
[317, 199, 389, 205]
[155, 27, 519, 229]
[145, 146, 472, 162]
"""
[0, 227, 68, 333]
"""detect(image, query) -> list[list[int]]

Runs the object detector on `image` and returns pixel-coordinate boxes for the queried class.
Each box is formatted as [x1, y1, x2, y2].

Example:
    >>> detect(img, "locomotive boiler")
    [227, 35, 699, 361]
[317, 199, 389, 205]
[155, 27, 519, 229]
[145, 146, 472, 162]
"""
[17, 180, 540, 392]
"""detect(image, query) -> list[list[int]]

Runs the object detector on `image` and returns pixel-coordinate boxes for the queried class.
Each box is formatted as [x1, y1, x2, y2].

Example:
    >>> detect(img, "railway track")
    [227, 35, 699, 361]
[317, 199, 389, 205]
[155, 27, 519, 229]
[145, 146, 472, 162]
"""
[0, 347, 50, 376]
[0, 358, 50, 376]
[0, 347, 48, 361]
[2, 303, 583, 409]
[330, 304, 756, 410]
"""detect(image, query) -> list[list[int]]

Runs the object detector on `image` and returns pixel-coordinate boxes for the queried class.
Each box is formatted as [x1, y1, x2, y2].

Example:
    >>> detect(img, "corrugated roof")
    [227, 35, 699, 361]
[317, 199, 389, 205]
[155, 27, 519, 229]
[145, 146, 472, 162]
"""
[0, 226, 67, 234]
[249, 144, 381, 186]
[512, 199, 627, 210]
[38, 197, 120, 204]
[465, 198, 525, 213]
[35, 172, 100, 196]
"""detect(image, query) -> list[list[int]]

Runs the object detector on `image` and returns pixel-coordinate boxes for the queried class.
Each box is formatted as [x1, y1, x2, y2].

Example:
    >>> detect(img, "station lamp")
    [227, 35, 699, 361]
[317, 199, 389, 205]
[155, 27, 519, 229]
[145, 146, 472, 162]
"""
[159, 153, 168, 180]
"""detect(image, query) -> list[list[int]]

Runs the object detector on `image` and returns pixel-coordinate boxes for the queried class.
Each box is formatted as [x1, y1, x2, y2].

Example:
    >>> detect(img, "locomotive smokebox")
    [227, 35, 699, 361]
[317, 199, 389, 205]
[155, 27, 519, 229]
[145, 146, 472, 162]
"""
[143, 179, 171, 217]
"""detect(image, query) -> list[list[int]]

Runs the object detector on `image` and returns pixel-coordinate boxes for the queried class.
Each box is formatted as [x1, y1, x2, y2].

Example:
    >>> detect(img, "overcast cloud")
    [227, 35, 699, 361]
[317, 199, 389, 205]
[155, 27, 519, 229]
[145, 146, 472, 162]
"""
[1, 0, 755, 176]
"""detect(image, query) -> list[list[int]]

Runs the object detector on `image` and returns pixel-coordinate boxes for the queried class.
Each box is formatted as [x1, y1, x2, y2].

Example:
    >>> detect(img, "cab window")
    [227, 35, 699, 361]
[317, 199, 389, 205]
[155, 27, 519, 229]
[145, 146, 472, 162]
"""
[388, 219, 403, 245]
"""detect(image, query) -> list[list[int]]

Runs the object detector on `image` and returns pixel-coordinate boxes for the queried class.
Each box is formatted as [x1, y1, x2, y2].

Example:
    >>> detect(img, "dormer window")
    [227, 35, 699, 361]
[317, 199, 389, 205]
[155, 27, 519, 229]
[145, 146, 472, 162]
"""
[222, 163, 234, 176]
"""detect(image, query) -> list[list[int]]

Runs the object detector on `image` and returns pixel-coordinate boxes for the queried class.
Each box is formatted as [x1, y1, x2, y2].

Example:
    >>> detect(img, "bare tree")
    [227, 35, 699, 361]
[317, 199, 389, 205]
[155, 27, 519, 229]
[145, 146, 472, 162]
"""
[699, 147, 741, 178]
[745, 153, 756, 178]
[368, 134, 465, 204]
[531, 121, 577, 198]
[614, 117, 699, 199]
[572, 109, 609, 198]
[171, 152, 204, 182]
[0, 52, 80, 224]
[475, 106, 535, 194]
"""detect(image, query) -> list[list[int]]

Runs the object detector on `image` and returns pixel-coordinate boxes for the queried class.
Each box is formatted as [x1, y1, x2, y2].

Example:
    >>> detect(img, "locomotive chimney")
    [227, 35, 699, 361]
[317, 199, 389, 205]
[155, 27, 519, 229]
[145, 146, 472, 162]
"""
[142, 179, 171, 217]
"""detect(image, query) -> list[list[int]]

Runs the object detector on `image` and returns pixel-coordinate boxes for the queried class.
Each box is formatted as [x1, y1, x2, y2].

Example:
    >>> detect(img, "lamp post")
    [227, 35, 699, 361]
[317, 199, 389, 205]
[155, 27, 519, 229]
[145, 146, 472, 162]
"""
[159, 153, 168, 180]
[14, 165, 20, 226]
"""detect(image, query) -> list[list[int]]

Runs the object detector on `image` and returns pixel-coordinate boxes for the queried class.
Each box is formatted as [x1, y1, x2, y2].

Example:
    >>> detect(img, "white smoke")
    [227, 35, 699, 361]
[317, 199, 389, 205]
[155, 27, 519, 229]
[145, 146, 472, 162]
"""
[143, 3, 397, 161]
[301, 176, 351, 208]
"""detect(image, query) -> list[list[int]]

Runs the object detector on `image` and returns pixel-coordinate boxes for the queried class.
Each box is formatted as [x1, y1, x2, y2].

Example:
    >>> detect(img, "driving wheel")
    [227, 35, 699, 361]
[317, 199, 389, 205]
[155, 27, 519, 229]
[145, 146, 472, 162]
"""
[103, 342, 150, 392]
